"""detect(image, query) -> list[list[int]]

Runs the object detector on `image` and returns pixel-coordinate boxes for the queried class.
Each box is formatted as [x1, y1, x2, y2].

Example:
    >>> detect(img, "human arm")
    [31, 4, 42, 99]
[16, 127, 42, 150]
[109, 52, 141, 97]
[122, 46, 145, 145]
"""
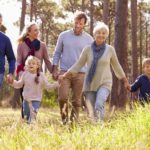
[52, 65, 59, 80]
[130, 77, 141, 92]
[41, 73, 59, 90]
[16, 44, 24, 77]
[68, 46, 88, 73]
[110, 47, 126, 79]
[122, 77, 130, 91]
[52, 33, 64, 80]
[110, 47, 130, 90]
[43, 43, 53, 73]
[5, 37, 16, 75]
[58, 47, 88, 83]
[12, 72, 25, 89]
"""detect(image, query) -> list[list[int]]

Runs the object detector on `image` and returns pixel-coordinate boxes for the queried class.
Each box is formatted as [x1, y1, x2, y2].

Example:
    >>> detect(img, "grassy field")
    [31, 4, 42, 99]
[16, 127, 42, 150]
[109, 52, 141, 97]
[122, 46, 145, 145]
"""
[0, 105, 150, 150]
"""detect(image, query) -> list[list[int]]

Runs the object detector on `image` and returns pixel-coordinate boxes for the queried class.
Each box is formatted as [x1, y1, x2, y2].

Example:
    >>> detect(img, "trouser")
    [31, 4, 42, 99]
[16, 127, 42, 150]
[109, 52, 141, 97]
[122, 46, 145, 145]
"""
[85, 86, 110, 122]
[23, 100, 41, 123]
[58, 71, 84, 123]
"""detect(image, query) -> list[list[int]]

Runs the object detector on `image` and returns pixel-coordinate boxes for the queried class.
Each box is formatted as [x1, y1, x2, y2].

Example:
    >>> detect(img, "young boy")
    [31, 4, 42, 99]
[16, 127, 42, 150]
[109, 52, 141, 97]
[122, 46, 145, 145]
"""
[130, 58, 150, 106]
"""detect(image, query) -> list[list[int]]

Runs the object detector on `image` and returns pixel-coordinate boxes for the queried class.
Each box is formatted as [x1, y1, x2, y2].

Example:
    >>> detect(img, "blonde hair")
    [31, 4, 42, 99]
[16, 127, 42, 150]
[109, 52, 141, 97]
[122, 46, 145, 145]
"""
[18, 22, 38, 43]
[93, 22, 109, 37]
[25, 56, 41, 84]
[142, 58, 150, 67]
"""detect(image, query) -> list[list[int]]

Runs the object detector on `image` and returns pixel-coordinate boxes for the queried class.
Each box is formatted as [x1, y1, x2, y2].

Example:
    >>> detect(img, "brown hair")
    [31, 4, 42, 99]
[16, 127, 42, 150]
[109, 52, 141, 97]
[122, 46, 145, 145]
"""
[74, 11, 87, 24]
[142, 58, 150, 68]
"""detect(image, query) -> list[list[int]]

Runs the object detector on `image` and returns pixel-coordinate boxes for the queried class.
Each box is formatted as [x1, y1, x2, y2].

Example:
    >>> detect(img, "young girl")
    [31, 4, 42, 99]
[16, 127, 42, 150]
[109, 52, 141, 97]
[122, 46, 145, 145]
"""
[11, 56, 59, 123]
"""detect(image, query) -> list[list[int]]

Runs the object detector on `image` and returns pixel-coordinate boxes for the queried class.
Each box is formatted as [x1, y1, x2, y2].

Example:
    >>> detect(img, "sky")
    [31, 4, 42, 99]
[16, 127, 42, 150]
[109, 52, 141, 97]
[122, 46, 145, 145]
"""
[0, 0, 61, 53]
[0, 0, 21, 52]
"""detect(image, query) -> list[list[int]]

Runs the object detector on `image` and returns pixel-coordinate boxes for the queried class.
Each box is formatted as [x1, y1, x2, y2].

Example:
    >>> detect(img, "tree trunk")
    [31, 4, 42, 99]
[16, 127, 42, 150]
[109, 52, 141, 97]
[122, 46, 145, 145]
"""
[81, 0, 85, 11]
[103, 0, 109, 25]
[111, 0, 128, 109]
[139, 4, 143, 74]
[90, 0, 94, 36]
[20, 0, 26, 34]
[30, 0, 34, 21]
[131, 0, 138, 81]
[145, 21, 148, 57]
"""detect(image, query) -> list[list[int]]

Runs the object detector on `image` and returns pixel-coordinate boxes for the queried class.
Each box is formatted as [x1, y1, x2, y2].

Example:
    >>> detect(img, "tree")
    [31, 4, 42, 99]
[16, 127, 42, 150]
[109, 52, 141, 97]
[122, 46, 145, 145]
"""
[90, 0, 94, 36]
[103, 0, 109, 24]
[111, 0, 128, 109]
[131, 0, 138, 82]
[20, 0, 26, 34]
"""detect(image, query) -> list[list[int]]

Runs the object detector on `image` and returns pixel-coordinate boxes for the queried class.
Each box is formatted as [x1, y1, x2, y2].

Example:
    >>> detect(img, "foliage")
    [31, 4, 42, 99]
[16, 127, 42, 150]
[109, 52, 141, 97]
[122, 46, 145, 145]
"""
[0, 105, 150, 149]
[42, 89, 58, 108]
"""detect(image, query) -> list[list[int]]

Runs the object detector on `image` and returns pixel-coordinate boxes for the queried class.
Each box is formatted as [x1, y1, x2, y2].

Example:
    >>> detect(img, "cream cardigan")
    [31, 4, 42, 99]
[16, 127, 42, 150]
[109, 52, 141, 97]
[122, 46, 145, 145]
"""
[68, 44, 125, 91]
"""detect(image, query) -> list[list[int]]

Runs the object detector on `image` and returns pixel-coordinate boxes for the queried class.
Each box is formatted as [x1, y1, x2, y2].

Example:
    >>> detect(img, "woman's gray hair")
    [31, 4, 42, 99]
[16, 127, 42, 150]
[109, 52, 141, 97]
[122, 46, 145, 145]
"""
[93, 22, 109, 37]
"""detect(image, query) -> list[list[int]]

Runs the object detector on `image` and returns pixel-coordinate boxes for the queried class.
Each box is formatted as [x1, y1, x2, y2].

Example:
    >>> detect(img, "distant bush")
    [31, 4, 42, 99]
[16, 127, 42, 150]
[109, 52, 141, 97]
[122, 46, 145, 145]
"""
[42, 89, 58, 108]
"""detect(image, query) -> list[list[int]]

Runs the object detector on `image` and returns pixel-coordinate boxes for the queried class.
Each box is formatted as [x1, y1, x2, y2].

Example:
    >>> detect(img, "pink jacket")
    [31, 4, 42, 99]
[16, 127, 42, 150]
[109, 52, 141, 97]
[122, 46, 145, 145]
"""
[16, 41, 52, 76]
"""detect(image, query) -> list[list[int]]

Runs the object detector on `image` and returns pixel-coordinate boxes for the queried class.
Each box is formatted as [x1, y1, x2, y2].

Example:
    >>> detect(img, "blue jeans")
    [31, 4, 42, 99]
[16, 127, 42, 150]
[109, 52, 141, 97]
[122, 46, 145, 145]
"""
[85, 87, 110, 122]
[0, 73, 4, 89]
[23, 100, 41, 123]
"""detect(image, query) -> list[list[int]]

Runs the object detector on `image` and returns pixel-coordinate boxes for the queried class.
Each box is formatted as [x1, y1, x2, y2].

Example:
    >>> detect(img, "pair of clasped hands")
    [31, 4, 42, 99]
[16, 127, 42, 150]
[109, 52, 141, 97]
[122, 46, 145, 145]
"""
[52, 71, 70, 84]
[6, 74, 14, 84]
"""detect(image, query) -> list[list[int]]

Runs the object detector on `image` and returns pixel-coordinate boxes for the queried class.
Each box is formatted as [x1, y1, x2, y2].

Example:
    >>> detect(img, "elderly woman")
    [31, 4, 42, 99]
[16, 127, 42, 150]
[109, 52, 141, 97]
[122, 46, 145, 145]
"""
[59, 22, 130, 123]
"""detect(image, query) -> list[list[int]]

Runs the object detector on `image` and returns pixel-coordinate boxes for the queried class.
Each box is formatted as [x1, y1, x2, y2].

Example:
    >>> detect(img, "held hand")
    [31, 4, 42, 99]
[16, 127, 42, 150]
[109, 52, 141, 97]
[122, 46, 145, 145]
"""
[6, 74, 13, 84]
[52, 65, 59, 80]
[58, 75, 65, 84]
[52, 82, 60, 89]
[124, 81, 131, 91]
[52, 72, 59, 81]
[122, 77, 131, 91]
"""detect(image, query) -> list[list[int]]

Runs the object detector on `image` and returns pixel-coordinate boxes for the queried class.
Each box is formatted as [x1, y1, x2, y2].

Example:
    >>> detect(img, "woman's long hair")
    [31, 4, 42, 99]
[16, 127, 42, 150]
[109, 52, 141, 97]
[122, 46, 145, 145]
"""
[18, 22, 38, 43]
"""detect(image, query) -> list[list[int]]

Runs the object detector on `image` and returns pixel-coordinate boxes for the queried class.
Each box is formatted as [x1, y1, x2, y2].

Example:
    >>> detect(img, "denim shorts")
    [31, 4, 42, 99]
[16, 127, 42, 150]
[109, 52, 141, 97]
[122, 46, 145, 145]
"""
[0, 73, 4, 88]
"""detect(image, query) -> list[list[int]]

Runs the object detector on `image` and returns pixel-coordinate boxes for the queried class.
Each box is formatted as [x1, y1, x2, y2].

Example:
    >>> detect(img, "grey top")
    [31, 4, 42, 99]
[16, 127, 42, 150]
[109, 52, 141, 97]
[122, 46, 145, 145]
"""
[69, 44, 126, 91]
[53, 29, 93, 72]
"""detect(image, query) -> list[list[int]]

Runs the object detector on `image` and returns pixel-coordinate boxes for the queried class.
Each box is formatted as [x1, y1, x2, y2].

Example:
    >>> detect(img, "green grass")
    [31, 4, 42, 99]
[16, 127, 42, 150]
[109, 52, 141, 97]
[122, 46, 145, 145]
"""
[0, 105, 150, 150]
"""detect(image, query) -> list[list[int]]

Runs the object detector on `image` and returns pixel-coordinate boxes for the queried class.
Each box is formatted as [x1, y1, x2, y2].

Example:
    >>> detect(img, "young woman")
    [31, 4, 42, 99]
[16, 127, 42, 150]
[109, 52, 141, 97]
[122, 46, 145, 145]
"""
[14, 22, 52, 117]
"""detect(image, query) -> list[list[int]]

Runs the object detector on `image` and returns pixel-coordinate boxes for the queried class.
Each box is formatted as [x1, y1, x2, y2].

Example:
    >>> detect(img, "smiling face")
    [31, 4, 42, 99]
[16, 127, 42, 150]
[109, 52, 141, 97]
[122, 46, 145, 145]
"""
[25, 56, 40, 74]
[73, 18, 86, 35]
[27, 24, 39, 41]
[94, 29, 108, 45]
